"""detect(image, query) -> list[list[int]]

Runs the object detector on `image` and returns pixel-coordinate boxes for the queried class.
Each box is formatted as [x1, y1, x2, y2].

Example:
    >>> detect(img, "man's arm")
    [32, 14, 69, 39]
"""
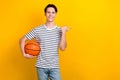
[59, 26, 70, 51]
[19, 36, 35, 58]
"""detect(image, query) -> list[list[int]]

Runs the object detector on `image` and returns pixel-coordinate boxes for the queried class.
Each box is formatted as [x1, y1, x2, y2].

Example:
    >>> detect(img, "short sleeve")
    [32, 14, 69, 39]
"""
[25, 28, 36, 40]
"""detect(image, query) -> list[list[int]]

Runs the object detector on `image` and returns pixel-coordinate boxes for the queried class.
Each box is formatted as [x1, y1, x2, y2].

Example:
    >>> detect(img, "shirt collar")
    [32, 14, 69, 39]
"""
[44, 24, 57, 30]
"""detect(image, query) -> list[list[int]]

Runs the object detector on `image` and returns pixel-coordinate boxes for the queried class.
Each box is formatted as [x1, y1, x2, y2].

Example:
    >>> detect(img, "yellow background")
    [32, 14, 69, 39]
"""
[0, 0, 120, 80]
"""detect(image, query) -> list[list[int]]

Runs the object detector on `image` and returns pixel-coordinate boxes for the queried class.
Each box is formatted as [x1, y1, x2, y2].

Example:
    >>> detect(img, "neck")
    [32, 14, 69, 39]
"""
[45, 21, 55, 28]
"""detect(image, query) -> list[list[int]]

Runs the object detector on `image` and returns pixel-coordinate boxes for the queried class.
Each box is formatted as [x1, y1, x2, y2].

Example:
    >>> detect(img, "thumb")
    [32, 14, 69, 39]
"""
[67, 27, 71, 31]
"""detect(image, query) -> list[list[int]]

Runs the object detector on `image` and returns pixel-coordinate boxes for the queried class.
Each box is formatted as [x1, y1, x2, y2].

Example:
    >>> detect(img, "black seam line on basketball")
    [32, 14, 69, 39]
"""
[25, 48, 40, 51]
[25, 43, 40, 46]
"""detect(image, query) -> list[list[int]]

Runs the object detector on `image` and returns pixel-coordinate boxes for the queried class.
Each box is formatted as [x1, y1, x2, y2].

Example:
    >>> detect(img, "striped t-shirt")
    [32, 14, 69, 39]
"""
[25, 24, 61, 68]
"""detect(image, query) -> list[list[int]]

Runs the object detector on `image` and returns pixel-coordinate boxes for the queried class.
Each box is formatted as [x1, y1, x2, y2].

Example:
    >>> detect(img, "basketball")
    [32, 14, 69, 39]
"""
[24, 41, 40, 56]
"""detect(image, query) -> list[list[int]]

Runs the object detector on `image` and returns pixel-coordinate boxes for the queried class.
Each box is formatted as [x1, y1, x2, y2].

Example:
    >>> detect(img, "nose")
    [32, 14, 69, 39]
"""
[49, 12, 53, 16]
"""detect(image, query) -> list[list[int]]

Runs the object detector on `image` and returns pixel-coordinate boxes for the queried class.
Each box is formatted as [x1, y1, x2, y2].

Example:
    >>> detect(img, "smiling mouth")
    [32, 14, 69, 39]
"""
[49, 17, 53, 18]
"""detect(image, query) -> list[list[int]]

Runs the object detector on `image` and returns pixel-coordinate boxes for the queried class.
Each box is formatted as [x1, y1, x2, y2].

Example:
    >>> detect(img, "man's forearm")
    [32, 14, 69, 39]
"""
[60, 32, 67, 51]
[19, 36, 27, 55]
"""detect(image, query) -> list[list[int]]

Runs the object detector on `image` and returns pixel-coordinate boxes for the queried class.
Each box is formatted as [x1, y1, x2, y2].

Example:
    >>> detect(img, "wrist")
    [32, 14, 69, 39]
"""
[62, 31, 66, 34]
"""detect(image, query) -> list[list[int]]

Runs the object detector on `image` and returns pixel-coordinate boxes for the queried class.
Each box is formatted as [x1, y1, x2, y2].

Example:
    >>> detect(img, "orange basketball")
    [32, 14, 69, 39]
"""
[24, 41, 40, 56]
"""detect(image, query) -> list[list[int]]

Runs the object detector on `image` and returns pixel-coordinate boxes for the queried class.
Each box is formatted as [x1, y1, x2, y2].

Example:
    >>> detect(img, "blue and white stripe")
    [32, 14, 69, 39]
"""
[25, 24, 61, 68]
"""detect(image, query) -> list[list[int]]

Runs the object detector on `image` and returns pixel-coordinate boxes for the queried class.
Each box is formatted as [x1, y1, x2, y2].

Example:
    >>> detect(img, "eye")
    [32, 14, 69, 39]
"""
[52, 12, 55, 14]
[47, 11, 50, 13]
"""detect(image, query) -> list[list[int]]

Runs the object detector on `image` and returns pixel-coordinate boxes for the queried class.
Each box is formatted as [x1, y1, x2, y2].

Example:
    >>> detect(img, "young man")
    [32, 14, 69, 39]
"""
[19, 4, 69, 80]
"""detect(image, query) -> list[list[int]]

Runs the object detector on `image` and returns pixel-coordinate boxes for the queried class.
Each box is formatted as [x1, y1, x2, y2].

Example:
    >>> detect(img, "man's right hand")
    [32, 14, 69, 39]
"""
[23, 53, 36, 58]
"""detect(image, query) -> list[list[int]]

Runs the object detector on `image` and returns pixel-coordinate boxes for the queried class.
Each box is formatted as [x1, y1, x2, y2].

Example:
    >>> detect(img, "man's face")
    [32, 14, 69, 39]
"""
[45, 7, 56, 22]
